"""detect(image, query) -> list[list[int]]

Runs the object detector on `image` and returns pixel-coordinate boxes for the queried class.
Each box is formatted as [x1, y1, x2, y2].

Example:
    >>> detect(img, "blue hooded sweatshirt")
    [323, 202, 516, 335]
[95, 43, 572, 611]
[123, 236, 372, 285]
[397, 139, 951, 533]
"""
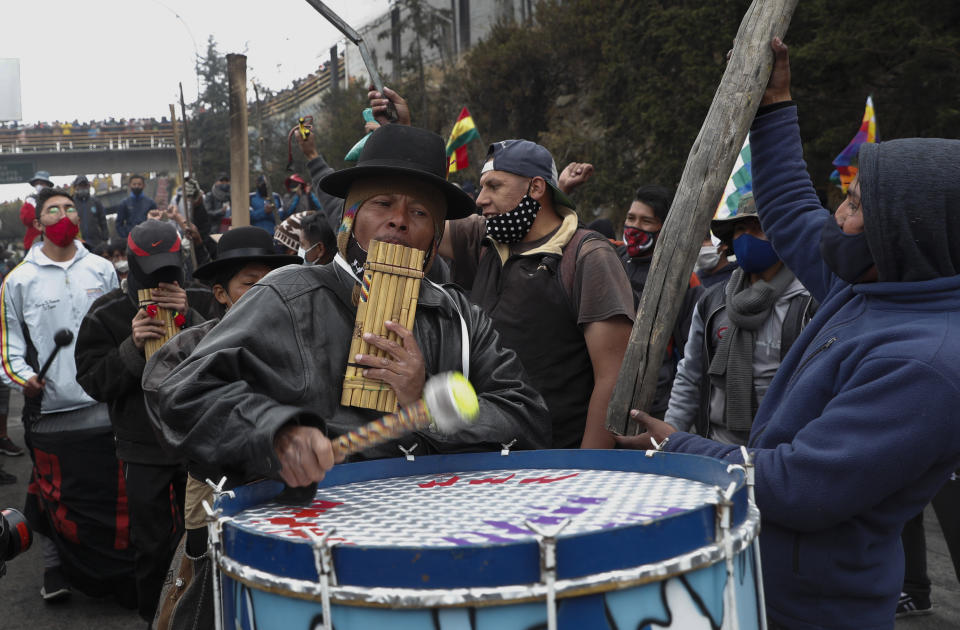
[665, 105, 960, 630]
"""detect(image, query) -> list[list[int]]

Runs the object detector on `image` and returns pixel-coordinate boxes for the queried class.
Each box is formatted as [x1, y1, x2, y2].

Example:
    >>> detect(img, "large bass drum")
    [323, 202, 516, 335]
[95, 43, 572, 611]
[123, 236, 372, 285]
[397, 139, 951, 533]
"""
[212, 449, 764, 630]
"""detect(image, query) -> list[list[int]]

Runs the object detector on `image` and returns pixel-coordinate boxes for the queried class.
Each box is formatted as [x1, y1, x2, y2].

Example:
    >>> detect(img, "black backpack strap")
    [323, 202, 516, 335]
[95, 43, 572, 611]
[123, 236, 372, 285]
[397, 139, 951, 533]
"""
[780, 294, 818, 360]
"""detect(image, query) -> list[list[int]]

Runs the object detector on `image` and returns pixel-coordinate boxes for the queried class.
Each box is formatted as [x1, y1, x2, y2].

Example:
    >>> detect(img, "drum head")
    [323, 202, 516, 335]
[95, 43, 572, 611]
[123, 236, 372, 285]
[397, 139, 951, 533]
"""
[219, 450, 748, 590]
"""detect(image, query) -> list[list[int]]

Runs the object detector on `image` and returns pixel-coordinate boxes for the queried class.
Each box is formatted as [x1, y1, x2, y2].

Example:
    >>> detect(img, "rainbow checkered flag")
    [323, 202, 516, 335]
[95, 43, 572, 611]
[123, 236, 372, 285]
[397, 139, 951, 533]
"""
[446, 107, 479, 176]
[830, 96, 877, 193]
[715, 137, 752, 220]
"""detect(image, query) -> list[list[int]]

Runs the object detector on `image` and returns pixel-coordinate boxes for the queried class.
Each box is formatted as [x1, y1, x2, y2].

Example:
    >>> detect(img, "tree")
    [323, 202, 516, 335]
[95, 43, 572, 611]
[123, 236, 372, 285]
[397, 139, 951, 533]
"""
[190, 36, 231, 189]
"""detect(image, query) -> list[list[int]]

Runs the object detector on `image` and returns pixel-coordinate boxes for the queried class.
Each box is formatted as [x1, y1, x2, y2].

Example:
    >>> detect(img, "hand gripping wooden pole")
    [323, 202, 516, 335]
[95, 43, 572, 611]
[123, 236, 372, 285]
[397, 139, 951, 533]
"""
[606, 0, 800, 435]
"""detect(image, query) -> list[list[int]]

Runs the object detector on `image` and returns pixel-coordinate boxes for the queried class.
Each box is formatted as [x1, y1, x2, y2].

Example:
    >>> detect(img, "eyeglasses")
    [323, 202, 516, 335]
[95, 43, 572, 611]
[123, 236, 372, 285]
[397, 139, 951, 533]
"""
[44, 204, 78, 217]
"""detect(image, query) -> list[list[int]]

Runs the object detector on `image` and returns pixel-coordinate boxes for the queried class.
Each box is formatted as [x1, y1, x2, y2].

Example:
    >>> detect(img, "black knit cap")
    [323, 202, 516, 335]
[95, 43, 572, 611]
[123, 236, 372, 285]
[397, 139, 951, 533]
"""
[193, 226, 301, 283]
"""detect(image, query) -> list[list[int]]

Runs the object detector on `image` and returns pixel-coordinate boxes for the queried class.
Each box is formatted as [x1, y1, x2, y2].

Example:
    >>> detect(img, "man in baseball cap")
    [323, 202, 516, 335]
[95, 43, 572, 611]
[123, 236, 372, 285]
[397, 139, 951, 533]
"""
[439, 139, 635, 450]
[75, 219, 208, 621]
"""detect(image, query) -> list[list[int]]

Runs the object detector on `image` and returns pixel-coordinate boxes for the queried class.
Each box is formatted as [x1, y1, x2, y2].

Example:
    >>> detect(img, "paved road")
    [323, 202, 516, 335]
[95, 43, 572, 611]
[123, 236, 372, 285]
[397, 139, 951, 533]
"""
[1, 391, 957, 629]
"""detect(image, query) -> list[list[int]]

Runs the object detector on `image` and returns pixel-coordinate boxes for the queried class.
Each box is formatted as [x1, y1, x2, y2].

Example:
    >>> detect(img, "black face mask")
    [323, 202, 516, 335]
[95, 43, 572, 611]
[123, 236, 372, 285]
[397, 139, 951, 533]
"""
[217, 183, 230, 193]
[345, 235, 367, 277]
[820, 217, 875, 283]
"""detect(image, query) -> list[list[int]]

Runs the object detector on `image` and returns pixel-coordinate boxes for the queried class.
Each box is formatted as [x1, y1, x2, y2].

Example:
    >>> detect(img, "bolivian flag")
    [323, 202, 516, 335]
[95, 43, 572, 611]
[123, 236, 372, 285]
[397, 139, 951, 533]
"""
[446, 107, 479, 176]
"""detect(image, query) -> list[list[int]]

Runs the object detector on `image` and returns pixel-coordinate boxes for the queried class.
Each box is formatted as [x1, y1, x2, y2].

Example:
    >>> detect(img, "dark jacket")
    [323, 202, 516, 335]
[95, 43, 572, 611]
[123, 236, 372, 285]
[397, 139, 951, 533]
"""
[666, 105, 960, 629]
[112, 193, 158, 238]
[75, 288, 208, 464]
[74, 194, 109, 247]
[665, 275, 814, 444]
[155, 261, 550, 483]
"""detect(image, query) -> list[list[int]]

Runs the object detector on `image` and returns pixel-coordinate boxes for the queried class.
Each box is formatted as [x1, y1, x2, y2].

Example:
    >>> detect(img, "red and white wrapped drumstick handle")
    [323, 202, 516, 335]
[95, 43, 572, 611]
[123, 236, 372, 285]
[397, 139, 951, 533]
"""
[331, 372, 479, 460]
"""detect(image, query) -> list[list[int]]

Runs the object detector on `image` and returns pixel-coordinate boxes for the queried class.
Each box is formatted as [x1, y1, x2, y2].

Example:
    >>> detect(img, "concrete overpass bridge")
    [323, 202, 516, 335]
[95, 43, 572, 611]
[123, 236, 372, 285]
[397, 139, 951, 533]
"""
[0, 127, 179, 185]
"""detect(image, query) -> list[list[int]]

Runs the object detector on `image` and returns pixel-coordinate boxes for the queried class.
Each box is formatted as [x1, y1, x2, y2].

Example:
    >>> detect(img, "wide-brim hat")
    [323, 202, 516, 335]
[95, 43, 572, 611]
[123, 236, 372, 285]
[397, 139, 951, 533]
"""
[319, 124, 476, 220]
[194, 226, 302, 283]
[711, 192, 758, 245]
[29, 170, 54, 187]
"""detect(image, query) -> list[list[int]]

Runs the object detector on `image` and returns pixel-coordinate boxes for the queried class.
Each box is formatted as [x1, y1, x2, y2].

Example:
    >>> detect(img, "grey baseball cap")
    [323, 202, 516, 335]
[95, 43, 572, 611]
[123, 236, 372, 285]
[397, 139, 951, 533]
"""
[482, 140, 576, 209]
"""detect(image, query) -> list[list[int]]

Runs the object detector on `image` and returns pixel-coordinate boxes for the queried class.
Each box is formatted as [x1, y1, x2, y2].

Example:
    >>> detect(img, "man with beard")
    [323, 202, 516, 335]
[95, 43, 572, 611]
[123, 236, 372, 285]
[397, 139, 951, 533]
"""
[157, 124, 548, 490]
[72, 175, 108, 247]
[439, 140, 635, 449]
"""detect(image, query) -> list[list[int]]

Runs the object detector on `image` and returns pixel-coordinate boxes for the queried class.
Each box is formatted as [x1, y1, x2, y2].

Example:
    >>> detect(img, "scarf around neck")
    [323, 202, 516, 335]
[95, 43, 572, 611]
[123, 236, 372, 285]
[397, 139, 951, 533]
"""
[708, 264, 794, 431]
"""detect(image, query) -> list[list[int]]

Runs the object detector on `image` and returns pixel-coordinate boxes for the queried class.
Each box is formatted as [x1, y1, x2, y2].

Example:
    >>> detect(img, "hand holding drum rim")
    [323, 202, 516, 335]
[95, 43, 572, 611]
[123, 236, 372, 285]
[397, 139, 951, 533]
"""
[613, 410, 677, 450]
[272, 372, 479, 487]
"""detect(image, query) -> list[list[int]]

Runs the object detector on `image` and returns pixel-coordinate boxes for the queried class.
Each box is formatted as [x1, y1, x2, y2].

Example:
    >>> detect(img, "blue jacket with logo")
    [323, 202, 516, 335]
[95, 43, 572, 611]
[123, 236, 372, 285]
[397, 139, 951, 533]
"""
[665, 105, 960, 629]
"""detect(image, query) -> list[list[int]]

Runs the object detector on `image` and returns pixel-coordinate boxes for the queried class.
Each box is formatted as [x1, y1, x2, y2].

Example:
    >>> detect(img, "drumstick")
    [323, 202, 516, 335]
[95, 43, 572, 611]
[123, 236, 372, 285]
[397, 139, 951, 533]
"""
[332, 372, 479, 459]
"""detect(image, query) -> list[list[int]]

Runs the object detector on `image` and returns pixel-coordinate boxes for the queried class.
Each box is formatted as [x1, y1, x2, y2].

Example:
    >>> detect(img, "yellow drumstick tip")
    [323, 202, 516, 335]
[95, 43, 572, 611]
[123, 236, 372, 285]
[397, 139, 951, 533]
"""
[448, 372, 479, 421]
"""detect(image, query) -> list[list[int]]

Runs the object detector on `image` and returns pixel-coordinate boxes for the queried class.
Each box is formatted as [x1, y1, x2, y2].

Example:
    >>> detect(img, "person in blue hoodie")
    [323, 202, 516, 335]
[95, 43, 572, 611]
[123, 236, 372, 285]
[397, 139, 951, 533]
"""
[620, 39, 960, 630]
[113, 174, 158, 238]
[248, 174, 283, 233]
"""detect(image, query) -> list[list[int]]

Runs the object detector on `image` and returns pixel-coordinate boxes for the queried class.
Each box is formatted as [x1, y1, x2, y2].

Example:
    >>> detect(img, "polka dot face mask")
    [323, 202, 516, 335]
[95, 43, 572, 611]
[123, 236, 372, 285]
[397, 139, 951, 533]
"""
[485, 194, 541, 244]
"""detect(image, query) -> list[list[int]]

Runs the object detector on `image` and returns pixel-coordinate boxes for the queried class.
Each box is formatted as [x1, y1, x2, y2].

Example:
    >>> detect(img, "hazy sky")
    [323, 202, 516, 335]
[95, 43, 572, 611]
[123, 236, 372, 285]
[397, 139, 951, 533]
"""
[0, 0, 389, 201]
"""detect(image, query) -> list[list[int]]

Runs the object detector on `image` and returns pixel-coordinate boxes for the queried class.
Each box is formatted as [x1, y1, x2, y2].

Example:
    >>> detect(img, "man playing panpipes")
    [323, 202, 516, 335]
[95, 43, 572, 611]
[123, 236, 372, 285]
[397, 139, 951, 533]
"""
[158, 124, 549, 489]
[74, 219, 210, 622]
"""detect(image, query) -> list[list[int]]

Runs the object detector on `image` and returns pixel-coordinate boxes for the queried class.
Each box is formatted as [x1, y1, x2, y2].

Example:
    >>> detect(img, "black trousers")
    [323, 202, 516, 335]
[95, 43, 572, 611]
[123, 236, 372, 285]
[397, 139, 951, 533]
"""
[124, 461, 186, 622]
[902, 469, 960, 597]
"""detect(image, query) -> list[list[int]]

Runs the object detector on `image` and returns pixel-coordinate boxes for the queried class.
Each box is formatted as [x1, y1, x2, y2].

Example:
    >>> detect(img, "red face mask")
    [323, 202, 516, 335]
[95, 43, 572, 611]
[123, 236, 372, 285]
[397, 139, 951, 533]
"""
[622, 225, 657, 257]
[43, 216, 79, 248]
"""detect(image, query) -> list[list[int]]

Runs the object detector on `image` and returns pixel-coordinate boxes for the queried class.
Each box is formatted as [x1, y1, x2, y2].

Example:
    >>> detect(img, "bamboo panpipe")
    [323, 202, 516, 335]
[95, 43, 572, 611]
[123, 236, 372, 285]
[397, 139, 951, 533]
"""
[341, 240, 425, 412]
[137, 288, 179, 360]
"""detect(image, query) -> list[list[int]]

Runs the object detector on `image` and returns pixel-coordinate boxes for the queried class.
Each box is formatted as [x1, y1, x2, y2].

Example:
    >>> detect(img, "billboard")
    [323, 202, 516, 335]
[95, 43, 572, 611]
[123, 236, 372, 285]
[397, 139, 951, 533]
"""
[0, 59, 23, 121]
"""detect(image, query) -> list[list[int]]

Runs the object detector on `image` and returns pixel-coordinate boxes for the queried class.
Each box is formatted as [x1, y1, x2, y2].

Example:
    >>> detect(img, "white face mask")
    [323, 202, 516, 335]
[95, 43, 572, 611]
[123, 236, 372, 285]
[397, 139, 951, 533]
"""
[35, 184, 46, 194]
[694, 244, 722, 273]
[298, 242, 319, 265]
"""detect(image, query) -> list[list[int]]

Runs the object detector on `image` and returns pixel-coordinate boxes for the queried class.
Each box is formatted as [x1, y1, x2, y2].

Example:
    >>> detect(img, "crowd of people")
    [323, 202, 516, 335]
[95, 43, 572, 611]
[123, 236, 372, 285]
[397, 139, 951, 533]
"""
[0, 38, 957, 630]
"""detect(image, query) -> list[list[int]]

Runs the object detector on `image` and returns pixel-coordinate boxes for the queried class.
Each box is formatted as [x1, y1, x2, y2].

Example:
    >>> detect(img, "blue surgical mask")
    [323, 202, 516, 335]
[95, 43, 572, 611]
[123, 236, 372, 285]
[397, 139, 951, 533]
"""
[732, 233, 779, 274]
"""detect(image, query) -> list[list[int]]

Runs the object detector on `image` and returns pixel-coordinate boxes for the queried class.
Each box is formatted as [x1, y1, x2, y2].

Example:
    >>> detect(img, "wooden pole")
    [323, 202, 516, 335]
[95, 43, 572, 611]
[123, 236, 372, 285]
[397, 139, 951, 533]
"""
[606, 0, 800, 435]
[169, 104, 185, 197]
[178, 83, 194, 224]
[179, 83, 194, 178]
[227, 53, 250, 228]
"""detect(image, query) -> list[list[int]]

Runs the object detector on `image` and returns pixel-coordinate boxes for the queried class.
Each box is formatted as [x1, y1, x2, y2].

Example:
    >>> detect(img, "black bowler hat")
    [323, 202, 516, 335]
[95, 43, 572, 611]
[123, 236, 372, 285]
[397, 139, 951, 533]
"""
[193, 226, 302, 283]
[318, 125, 476, 220]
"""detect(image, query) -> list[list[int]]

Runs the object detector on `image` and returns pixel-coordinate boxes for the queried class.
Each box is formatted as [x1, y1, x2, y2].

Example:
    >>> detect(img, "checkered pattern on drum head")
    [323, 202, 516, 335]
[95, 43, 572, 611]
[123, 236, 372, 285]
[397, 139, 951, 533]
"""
[230, 468, 717, 547]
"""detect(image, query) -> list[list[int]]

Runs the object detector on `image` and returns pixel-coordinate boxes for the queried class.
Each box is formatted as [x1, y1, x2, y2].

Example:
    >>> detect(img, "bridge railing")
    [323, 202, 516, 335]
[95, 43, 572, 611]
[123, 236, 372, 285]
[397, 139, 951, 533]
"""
[0, 128, 176, 154]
